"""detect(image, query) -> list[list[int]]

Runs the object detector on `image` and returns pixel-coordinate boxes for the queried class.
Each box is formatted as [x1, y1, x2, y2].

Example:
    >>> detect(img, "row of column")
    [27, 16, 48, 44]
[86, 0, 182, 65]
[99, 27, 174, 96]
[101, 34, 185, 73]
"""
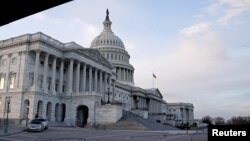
[149, 99, 161, 114]
[180, 108, 193, 121]
[136, 96, 147, 110]
[116, 67, 134, 83]
[32, 50, 112, 94]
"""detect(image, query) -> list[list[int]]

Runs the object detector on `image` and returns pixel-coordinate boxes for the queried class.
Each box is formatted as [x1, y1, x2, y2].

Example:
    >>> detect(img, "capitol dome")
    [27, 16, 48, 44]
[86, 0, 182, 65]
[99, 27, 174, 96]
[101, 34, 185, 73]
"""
[90, 32, 125, 49]
[90, 9, 134, 85]
[90, 10, 125, 49]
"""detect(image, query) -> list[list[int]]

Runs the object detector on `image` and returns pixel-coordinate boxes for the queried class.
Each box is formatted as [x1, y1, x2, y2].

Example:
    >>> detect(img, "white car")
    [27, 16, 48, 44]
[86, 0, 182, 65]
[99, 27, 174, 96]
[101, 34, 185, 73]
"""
[27, 120, 44, 132]
[36, 118, 48, 129]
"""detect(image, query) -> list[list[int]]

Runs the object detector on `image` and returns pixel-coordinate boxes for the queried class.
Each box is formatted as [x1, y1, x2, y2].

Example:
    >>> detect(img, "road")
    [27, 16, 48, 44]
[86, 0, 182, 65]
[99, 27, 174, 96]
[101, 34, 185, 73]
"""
[0, 127, 207, 141]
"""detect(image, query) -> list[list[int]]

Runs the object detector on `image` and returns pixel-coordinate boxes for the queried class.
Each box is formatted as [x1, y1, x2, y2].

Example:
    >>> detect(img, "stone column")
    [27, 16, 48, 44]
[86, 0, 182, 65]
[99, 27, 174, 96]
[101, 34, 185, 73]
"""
[82, 64, 86, 92]
[15, 52, 22, 88]
[94, 69, 98, 92]
[130, 70, 132, 82]
[99, 71, 102, 94]
[123, 68, 126, 81]
[68, 59, 73, 93]
[132, 71, 134, 83]
[42, 53, 49, 93]
[52, 57, 57, 94]
[104, 73, 107, 101]
[59, 60, 64, 93]
[126, 69, 128, 81]
[33, 51, 40, 88]
[127, 70, 130, 82]
[17, 51, 27, 89]
[118, 67, 121, 80]
[4, 54, 11, 91]
[152, 100, 155, 114]
[112, 80, 115, 102]
[89, 66, 92, 92]
[140, 97, 142, 109]
[108, 74, 111, 90]
[76, 61, 80, 92]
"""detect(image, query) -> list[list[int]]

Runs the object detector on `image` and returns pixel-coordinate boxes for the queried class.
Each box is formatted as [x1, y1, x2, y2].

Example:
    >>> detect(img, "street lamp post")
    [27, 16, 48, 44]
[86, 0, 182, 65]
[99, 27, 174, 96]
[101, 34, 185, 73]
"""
[4, 97, 10, 133]
[25, 105, 30, 126]
[106, 88, 112, 104]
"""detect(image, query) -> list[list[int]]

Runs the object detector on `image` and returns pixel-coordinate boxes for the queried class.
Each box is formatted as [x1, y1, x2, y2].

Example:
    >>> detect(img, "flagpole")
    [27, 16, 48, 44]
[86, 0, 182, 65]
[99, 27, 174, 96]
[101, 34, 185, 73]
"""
[152, 71, 154, 88]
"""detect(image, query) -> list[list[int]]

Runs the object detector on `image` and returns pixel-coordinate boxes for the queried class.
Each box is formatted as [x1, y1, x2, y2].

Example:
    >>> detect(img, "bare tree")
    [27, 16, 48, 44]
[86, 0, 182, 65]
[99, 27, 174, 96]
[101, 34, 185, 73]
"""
[214, 117, 225, 125]
[202, 115, 213, 125]
[228, 116, 250, 125]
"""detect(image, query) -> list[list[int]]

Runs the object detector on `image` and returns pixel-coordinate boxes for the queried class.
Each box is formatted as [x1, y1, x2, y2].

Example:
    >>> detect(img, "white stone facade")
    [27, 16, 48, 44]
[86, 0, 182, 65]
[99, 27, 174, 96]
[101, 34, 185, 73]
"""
[0, 10, 194, 127]
[166, 103, 194, 126]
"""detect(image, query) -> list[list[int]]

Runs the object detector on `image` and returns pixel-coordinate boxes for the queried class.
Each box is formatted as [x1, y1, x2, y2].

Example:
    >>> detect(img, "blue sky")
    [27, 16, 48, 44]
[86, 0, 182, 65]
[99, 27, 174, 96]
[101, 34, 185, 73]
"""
[1, 0, 250, 119]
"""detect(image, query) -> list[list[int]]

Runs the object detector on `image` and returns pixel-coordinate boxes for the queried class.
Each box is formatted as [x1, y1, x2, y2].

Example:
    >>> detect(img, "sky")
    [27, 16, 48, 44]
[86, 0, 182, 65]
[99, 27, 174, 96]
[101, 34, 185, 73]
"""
[1, 0, 250, 119]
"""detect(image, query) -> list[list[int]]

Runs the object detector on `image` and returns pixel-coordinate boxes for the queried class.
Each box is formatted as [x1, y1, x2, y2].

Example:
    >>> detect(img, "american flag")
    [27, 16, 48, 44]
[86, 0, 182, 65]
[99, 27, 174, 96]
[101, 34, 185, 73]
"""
[153, 73, 156, 79]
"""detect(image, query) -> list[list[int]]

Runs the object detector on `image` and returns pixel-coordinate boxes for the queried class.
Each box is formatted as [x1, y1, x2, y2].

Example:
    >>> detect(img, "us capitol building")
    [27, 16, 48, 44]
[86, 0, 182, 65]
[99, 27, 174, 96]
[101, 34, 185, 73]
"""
[0, 10, 194, 127]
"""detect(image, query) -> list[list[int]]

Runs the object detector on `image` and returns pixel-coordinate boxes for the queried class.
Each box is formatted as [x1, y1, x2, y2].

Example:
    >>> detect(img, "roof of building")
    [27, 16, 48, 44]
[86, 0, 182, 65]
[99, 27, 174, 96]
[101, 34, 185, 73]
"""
[90, 9, 125, 49]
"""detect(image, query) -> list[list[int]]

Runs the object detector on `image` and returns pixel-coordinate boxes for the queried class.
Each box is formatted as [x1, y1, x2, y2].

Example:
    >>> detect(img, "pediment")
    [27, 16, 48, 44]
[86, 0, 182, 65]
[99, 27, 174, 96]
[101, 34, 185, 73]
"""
[76, 48, 113, 69]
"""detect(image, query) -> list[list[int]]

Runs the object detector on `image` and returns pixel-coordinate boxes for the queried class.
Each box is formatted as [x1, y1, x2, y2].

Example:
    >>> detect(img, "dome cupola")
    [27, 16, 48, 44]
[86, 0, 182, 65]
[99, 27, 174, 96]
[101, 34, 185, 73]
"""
[90, 9, 134, 85]
[90, 9, 125, 49]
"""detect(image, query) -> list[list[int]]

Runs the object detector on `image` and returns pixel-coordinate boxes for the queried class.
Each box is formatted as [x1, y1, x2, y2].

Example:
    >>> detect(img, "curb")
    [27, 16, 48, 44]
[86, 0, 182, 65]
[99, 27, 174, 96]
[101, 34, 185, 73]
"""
[0, 129, 27, 137]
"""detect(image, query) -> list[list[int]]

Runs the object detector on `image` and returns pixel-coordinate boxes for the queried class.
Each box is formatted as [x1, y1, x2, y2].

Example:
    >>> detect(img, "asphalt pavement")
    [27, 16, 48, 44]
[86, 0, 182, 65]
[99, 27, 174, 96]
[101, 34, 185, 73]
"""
[0, 127, 207, 141]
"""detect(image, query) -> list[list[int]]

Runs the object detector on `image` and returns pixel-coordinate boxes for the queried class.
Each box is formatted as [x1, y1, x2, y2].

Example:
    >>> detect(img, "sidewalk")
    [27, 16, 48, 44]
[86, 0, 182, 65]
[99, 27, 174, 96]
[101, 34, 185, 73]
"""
[0, 125, 27, 137]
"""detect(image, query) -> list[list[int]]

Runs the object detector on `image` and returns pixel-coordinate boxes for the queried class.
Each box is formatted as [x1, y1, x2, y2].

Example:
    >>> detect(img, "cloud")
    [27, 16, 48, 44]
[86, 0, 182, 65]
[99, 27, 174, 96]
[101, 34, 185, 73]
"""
[70, 18, 100, 46]
[30, 13, 47, 21]
[179, 22, 210, 36]
[134, 3, 250, 118]
[206, 0, 250, 25]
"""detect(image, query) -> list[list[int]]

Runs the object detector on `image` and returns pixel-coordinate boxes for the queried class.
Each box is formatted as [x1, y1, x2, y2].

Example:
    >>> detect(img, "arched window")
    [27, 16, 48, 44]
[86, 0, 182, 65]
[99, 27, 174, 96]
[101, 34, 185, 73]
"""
[9, 72, 16, 89]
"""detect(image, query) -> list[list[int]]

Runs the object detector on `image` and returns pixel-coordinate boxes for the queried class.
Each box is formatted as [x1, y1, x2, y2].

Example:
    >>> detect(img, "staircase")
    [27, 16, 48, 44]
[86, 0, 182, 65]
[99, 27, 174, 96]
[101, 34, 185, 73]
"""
[123, 111, 179, 131]
[100, 111, 179, 131]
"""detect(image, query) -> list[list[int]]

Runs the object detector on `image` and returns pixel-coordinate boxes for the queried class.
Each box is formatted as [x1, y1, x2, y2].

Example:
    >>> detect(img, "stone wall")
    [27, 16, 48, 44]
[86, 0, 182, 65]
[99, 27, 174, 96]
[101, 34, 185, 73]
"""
[95, 104, 122, 124]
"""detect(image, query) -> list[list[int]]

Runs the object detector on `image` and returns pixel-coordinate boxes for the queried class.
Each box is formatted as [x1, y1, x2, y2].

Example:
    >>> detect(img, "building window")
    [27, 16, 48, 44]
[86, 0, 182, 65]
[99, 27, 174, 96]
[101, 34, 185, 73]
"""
[48, 64, 52, 70]
[40, 61, 44, 66]
[0, 75, 5, 89]
[111, 54, 113, 60]
[47, 78, 51, 91]
[38, 76, 43, 88]
[9, 73, 16, 89]
[55, 81, 59, 92]
[29, 73, 34, 86]
[62, 85, 65, 92]
[11, 58, 17, 65]
[107, 54, 109, 59]
[56, 66, 59, 72]
[2, 59, 7, 66]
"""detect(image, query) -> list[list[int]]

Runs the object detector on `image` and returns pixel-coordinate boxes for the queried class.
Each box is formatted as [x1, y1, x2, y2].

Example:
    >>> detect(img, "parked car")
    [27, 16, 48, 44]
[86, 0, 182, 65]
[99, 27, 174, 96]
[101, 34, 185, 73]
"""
[36, 117, 49, 129]
[27, 120, 44, 132]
